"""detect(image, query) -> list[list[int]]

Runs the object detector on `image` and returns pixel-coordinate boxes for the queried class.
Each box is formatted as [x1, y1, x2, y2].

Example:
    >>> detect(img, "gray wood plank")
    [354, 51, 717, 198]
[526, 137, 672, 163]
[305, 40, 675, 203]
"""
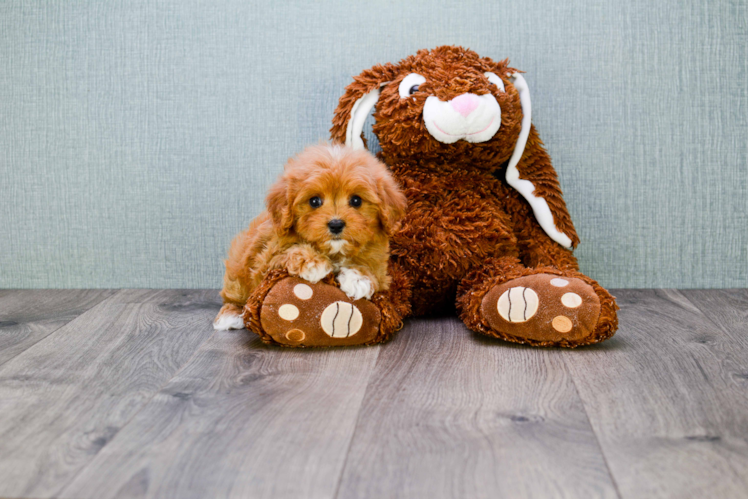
[562, 289, 748, 498]
[680, 289, 748, 343]
[110, 289, 219, 304]
[60, 332, 382, 498]
[0, 289, 220, 498]
[336, 317, 618, 498]
[0, 289, 116, 366]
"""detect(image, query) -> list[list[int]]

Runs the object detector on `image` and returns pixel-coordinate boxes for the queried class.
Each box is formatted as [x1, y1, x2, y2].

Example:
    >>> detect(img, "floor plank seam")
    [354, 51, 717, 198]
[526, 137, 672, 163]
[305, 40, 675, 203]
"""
[677, 290, 742, 339]
[677, 290, 748, 493]
[562, 355, 623, 499]
[332, 345, 384, 499]
[54, 299, 221, 497]
[0, 291, 116, 370]
[0, 321, 79, 370]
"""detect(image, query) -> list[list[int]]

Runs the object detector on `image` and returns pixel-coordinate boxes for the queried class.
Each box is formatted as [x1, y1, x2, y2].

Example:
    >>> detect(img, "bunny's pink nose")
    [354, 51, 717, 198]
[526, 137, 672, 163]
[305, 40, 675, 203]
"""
[450, 93, 480, 117]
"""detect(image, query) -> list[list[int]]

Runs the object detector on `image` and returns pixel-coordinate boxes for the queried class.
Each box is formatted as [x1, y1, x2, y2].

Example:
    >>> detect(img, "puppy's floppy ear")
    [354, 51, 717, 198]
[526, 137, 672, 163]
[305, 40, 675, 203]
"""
[376, 172, 407, 237]
[266, 177, 294, 236]
[330, 63, 400, 150]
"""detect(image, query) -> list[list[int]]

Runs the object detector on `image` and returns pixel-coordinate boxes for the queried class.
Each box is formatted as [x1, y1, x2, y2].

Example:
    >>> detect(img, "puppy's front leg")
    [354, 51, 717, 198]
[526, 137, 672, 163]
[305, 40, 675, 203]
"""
[337, 267, 378, 301]
[281, 244, 333, 284]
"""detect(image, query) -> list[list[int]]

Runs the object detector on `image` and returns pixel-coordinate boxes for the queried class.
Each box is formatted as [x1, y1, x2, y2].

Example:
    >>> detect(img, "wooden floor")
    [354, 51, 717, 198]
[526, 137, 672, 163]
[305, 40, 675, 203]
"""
[0, 289, 746, 498]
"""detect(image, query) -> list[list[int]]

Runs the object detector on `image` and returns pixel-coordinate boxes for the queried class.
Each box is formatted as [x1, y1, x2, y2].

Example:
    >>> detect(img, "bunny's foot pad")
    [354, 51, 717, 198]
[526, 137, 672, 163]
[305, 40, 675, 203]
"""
[259, 277, 382, 347]
[481, 274, 601, 344]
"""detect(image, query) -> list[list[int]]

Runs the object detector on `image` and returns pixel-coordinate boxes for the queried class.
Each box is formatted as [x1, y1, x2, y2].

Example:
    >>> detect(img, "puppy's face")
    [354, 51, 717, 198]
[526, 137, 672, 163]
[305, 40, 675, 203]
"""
[267, 145, 406, 256]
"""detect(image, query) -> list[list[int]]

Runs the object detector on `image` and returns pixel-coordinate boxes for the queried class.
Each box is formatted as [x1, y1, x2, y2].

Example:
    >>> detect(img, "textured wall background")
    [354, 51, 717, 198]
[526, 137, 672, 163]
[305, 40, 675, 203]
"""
[1, 0, 746, 289]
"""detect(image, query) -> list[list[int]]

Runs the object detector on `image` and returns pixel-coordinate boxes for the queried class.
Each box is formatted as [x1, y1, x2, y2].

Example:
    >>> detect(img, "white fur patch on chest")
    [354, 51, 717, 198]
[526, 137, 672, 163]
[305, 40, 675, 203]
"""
[328, 239, 347, 255]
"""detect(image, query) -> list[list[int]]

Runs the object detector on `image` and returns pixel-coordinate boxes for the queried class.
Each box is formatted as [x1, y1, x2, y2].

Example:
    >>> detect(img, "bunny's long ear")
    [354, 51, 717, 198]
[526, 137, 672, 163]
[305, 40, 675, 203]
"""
[330, 63, 400, 149]
[505, 73, 579, 250]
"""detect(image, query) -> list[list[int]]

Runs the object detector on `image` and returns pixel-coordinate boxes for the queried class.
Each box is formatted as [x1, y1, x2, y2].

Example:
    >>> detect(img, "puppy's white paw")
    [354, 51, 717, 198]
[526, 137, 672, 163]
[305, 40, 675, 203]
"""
[299, 260, 333, 284]
[337, 268, 374, 300]
[213, 310, 245, 330]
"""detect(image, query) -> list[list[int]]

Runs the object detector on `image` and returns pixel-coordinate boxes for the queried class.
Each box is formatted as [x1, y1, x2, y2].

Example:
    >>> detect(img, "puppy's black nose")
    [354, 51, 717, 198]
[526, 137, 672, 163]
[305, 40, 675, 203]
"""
[328, 219, 346, 234]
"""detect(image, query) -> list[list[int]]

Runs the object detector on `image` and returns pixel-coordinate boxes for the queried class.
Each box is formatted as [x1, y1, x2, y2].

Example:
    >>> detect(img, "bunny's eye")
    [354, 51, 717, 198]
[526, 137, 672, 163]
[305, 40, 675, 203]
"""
[309, 196, 323, 208]
[399, 73, 426, 99]
[484, 72, 506, 92]
[349, 195, 362, 208]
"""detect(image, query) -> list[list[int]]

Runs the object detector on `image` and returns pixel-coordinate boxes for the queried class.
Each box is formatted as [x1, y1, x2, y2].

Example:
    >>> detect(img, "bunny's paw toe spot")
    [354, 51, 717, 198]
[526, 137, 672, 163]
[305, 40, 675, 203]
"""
[293, 284, 313, 300]
[561, 292, 583, 308]
[552, 315, 573, 333]
[285, 329, 306, 342]
[278, 304, 299, 321]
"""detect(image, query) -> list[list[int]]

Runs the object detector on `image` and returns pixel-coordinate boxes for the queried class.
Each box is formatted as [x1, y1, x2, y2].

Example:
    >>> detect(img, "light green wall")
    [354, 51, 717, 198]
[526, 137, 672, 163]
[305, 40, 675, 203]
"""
[1, 0, 746, 289]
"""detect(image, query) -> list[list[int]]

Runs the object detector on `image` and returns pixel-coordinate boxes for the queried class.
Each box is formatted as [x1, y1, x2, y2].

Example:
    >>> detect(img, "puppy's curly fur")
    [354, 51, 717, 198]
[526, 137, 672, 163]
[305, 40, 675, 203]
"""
[213, 144, 406, 330]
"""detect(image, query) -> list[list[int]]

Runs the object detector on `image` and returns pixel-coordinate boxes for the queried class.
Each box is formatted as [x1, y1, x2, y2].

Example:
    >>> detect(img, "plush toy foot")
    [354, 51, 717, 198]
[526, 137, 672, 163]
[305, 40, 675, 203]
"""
[253, 277, 383, 347]
[480, 273, 608, 346]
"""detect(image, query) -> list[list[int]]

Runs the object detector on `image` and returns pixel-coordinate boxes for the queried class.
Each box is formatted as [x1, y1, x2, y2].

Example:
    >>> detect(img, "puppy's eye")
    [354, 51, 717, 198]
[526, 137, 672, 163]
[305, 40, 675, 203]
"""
[349, 195, 362, 208]
[309, 196, 323, 208]
[484, 72, 506, 92]
[398, 73, 426, 99]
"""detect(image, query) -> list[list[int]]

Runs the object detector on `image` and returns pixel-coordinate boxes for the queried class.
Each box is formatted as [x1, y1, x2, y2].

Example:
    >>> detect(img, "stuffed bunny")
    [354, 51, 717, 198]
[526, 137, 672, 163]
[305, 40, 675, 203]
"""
[245, 46, 618, 347]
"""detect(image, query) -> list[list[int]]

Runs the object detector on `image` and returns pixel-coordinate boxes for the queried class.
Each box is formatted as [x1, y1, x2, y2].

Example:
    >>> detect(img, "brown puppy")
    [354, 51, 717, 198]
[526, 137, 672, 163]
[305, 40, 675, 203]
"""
[213, 144, 406, 330]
